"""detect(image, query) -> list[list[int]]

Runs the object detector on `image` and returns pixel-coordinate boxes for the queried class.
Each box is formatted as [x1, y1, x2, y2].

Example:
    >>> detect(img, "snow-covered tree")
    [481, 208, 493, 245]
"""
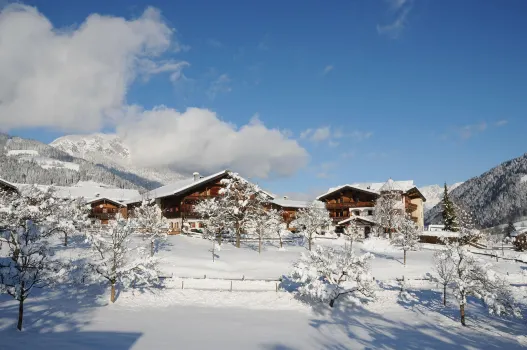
[456, 205, 484, 246]
[392, 215, 421, 266]
[432, 249, 456, 306]
[291, 202, 332, 251]
[0, 186, 83, 330]
[85, 215, 158, 303]
[290, 245, 376, 307]
[132, 199, 168, 256]
[195, 198, 227, 247]
[343, 218, 362, 251]
[442, 183, 458, 232]
[215, 173, 270, 248]
[55, 196, 90, 246]
[505, 222, 516, 237]
[247, 207, 274, 254]
[440, 243, 521, 326]
[265, 209, 287, 249]
[373, 191, 404, 239]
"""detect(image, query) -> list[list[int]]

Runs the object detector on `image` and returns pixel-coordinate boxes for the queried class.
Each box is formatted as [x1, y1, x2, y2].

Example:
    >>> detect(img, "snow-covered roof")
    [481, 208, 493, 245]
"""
[338, 216, 376, 225]
[317, 179, 415, 200]
[379, 178, 404, 192]
[16, 182, 140, 202]
[0, 177, 19, 192]
[132, 170, 275, 203]
[420, 231, 460, 238]
[85, 197, 126, 207]
[271, 198, 312, 209]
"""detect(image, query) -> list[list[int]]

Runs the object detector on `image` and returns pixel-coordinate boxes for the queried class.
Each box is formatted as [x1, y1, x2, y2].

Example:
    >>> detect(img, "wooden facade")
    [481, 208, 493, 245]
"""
[89, 198, 127, 225]
[318, 187, 378, 224]
[159, 173, 229, 234]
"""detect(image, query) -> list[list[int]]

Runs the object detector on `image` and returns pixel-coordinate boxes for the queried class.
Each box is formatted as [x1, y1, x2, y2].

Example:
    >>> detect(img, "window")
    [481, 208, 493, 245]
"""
[354, 210, 360, 216]
[368, 210, 373, 216]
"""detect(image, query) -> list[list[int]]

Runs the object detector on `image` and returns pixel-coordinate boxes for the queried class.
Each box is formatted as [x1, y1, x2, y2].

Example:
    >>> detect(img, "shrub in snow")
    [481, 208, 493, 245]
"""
[391, 215, 420, 266]
[131, 199, 168, 257]
[291, 202, 331, 251]
[85, 215, 158, 303]
[289, 245, 376, 307]
[0, 186, 85, 330]
[432, 242, 521, 326]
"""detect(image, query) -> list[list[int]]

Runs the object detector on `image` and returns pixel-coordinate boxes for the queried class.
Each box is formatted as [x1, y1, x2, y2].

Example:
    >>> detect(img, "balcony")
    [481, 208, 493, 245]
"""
[325, 202, 374, 210]
[405, 202, 418, 212]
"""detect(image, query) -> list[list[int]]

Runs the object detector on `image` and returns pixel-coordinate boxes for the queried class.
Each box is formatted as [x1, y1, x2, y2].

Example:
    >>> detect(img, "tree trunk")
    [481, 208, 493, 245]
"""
[111, 282, 116, 303]
[64, 232, 68, 246]
[150, 240, 155, 257]
[443, 284, 447, 306]
[404, 250, 407, 266]
[329, 298, 335, 307]
[258, 236, 262, 254]
[460, 304, 466, 326]
[308, 234, 312, 251]
[350, 240, 353, 251]
[236, 222, 241, 248]
[17, 298, 24, 331]
[217, 230, 222, 246]
[279, 237, 283, 248]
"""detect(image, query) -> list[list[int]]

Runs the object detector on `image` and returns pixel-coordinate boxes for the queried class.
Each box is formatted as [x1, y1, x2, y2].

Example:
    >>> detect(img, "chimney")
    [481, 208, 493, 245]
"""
[193, 172, 200, 181]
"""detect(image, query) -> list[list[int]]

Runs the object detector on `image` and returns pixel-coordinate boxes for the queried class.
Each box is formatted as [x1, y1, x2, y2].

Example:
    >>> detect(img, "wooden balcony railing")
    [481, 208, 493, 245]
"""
[326, 202, 374, 210]
[405, 202, 418, 212]
[92, 208, 119, 214]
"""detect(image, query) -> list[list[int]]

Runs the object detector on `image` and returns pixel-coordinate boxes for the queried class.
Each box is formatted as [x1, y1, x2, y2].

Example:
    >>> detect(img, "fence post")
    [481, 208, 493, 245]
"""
[230, 280, 233, 292]
[275, 282, 278, 292]
[204, 274, 206, 279]
[181, 280, 184, 290]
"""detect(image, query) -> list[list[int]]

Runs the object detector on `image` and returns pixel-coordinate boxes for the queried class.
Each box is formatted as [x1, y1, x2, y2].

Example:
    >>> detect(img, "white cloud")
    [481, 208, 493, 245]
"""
[377, 0, 413, 38]
[322, 65, 334, 76]
[207, 73, 231, 100]
[207, 38, 223, 48]
[315, 161, 337, 179]
[117, 107, 309, 178]
[495, 119, 508, 127]
[458, 122, 487, 139]
[0, 5, 309, 179]
[0, 5, 175, 132]
[311, 126, 332, 142]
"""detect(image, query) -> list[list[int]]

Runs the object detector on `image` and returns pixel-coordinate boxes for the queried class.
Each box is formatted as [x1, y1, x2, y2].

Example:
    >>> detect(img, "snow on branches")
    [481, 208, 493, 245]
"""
[290, 245, 376, 307]
[373, 191, 404, 239]
[343, 218, 362, 251]
[432, 242, 521, 325]
[291, 201, 331, 251]
[215, 173, 270, 248]
[0, 186, 86, 330]
[132, 199, 168, 256]
[392, 215, 420, 266]
[84, 215, 158, 303]
[265, 209, 288, 249]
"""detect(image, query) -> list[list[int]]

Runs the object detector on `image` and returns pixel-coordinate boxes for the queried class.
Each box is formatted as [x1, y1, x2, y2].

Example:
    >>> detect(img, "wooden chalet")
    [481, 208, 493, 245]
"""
[317, 179, 427, 236]
[0, 178, 19, 195]
[270, 197, 312, 229]
[129, 170, 274, 235]
[87, 197, 128, 225]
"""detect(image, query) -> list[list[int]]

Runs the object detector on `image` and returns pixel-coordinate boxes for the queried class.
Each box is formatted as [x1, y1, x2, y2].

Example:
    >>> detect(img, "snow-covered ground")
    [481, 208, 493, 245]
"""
[2, 235, 527, 349]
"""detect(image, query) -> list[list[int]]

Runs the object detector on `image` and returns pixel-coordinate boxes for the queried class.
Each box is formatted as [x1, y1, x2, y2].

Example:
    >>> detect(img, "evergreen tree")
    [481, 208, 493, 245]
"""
[505, 221, 516, 237]
[442, 183, 458, 232]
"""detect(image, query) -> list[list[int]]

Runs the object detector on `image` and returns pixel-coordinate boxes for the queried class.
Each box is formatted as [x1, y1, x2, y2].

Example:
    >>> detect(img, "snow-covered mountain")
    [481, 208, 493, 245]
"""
[50, 133, 184, 186]
[0, 133, 154, 190]
[425, 153, 527, 228]
[419, 182, 464, 212]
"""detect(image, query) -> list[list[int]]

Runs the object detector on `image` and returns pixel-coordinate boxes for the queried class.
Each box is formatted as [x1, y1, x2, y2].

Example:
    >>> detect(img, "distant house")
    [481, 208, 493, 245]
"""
[87, 197, 128, 225]
[16, 181, 140, 225]
[316, 178, 427, 236]
[0, 177, 19, 194]
[127, 170, 274, 234]
[270, 197, 313, 229]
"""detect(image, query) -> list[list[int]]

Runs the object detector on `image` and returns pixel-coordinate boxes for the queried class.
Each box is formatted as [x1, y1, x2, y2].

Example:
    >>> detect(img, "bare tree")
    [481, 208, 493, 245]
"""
[431, 249, 456, 306]
[392, 215, 421, 266]
[373, 191, 404, 239]
[343, 218, 362, 251]
[291, 202, 332, 251]
[85, 215, 158, 303]
[266, 209, 287, 249]
[0, 186, 84, 330]
[132, 199, 168, 256]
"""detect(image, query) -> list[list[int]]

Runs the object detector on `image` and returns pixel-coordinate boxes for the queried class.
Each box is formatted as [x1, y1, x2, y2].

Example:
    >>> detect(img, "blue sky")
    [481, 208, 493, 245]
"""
[3, 0, 527, 198]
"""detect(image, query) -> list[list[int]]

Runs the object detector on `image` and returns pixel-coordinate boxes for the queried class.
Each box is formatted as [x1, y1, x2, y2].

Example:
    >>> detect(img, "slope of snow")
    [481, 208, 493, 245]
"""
[1, 236, 526, 349]
[419, 182, 463, 212]
[50, 134, 185, 185]
[7, 149, 80, 172]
